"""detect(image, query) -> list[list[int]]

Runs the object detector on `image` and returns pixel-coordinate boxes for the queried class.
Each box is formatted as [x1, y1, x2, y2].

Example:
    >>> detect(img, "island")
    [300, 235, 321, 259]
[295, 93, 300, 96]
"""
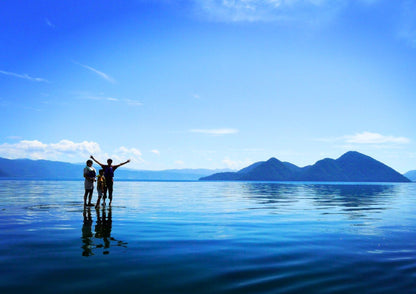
[200, 151, 411, 182]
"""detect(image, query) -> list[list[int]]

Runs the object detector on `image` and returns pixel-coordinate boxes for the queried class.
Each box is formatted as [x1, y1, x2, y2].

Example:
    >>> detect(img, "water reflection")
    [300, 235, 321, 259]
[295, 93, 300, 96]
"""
[242, 182, 397, 217]
[81, 207, 127, 256]
[241, 183, 300, 206]
[81, 207, 94, 256]
[308, 184, 396, 209]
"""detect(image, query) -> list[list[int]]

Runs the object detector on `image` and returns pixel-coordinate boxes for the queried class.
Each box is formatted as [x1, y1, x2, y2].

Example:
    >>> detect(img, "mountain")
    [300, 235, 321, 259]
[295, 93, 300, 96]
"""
[0, 157, 229, 180]
[0, 158, 82, 179]
[200, 151, 411, 182]
[404, 170, 416, 182]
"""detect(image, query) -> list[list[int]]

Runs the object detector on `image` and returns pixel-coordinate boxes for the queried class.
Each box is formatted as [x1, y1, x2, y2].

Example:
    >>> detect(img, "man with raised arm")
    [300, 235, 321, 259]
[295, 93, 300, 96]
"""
[90, 155, 130, 206]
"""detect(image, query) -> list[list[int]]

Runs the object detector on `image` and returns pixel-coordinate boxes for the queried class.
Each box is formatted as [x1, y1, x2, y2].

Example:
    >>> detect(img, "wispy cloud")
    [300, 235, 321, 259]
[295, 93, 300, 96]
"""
[0, 70, 49, 82]
[317, 131, 410, 145]
[45, 18, 56, 28]
[81, 95, 119, 102]
[222, 157, 253, 170]
[344, 131, 410, 144]
[76, 92, 143, 106]
[192, 0, 381, 24]
[190, 128, 239, 135]
[193, 0, 342, 23]
[151, 149, 160, 155]
[111, 146, 144, 164]
[73, 61, 116, 83]
[125, 99, 143, 106]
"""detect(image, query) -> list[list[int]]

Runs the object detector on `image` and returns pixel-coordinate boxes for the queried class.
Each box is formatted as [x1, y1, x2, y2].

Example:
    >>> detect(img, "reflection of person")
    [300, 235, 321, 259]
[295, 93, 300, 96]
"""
[95, 169, 106, 208]
[82, 206, 127, 256]
[83, 160, 96, 206]
[81, 207, 93, 256]
[90, 156, 130, 205]
[95, 207, 113, 254]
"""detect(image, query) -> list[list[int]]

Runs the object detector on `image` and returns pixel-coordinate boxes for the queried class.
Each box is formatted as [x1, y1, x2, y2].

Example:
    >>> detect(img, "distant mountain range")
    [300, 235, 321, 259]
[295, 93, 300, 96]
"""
[0, 157, 230, 181]
[200, 151, 411, 182]
[404, 170, 416, 182]
[0, 152, 413, 182]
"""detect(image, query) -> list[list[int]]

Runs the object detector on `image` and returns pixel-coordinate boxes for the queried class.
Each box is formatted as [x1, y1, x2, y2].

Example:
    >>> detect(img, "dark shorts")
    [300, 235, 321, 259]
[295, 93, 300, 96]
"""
[106, 180, 113, 191]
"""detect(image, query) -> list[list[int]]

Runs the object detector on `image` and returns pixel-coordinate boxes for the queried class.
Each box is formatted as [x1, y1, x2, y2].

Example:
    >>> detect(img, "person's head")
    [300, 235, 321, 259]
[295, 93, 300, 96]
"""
[86, 160, 93, 167]
[99, 169, 104, 175]
[107, 159, 113, 165]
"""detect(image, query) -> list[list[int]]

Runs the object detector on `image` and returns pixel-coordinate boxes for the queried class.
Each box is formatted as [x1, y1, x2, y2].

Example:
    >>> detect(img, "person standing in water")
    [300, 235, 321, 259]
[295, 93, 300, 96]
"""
[83, 159, 96, 206]
[90, 156, 130, 206]
[95, 169, 106, 208]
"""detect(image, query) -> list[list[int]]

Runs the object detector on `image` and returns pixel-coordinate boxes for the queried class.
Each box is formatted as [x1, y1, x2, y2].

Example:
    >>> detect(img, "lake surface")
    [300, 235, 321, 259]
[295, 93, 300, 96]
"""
[0, 180, 416, 293]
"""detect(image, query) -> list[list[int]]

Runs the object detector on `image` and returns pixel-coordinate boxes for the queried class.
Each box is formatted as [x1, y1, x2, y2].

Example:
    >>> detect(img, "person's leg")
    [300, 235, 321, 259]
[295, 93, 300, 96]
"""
[84, 190, 89, 206]
[102, 187, 107, 206]
[96, 194, 102, 208]
[96, 189, 104, 207]
[87, 189, 94, 206]
[107, 181, 113, 205]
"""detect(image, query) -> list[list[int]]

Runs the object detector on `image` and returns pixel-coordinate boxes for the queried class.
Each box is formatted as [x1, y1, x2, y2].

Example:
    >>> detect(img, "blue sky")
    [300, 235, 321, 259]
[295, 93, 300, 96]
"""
[0, 0, 415, 173]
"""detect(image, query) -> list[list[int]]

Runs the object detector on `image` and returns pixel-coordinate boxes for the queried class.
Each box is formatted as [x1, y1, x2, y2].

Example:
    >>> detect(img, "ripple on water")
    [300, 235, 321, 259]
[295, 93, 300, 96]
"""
[0, 181, 416, 293]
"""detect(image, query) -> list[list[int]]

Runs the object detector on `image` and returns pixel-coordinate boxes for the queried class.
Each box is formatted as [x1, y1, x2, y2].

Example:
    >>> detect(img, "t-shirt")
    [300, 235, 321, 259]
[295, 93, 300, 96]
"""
[103, 166, 114, 181]
[84, 166, 96, 190]
[97, 175, 106, 190]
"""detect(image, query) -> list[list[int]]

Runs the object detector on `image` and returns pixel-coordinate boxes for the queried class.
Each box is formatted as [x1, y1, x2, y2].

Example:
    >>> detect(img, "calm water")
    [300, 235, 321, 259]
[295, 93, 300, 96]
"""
[0, 180, 416, 293]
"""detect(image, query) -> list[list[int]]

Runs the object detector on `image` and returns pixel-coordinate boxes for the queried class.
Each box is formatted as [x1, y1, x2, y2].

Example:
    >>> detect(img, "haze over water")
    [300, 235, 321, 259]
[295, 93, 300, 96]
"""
[1, 180, 416, 293]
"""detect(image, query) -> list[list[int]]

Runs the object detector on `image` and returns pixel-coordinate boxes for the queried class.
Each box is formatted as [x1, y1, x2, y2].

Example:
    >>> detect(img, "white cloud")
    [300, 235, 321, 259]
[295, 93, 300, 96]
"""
[151, 149, 160, 155]
[192, 0, 345, 23]
[190, 128, 239, 135]
[192, 0, 381, 24]
[0, 139, 151, 169]
[0, 140, 100, 160]
[222, 157, 253, 170]
[125, 99, 143, 106]
[0, 70, 49, 83]
[108, 147, 144, 165]
[73, 61, 116, 83]
[317, 131, 411, 146]
[75, 92, 142, 106]
[175, 160, 185, 166]
[344, 132, 410, 144]
[50, 140, 101, 153]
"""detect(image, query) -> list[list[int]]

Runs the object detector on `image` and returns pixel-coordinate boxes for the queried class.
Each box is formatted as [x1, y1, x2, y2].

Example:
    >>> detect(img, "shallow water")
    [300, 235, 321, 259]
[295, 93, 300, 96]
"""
[0, 180, 416, 293]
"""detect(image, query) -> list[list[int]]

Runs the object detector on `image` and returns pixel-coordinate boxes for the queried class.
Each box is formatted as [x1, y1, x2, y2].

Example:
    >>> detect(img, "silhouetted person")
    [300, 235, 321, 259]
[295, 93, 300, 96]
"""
[95, 169, 107, 208]
[90, 156, 130, 205]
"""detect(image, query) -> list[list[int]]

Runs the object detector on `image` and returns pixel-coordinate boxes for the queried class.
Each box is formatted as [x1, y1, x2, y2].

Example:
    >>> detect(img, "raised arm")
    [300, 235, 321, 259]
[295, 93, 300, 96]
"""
[113, 159, 131, 169]
[90, 155, 105, 167]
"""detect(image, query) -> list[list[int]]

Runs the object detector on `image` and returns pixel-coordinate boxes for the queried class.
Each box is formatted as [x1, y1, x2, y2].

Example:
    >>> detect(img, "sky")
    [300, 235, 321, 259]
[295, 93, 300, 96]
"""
[0, 0, 415, 173]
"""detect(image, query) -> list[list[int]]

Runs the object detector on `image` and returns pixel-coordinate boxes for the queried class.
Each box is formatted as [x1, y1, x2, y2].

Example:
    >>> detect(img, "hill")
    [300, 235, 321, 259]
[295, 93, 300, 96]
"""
[0, 157, 229, 180]
[404, 170, 416, 182]
[200, 151, 411, 182]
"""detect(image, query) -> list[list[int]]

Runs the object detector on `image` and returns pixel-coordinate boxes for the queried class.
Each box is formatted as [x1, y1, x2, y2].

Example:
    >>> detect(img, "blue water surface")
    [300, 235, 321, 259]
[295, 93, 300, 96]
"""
[0, 180, 415, 293]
